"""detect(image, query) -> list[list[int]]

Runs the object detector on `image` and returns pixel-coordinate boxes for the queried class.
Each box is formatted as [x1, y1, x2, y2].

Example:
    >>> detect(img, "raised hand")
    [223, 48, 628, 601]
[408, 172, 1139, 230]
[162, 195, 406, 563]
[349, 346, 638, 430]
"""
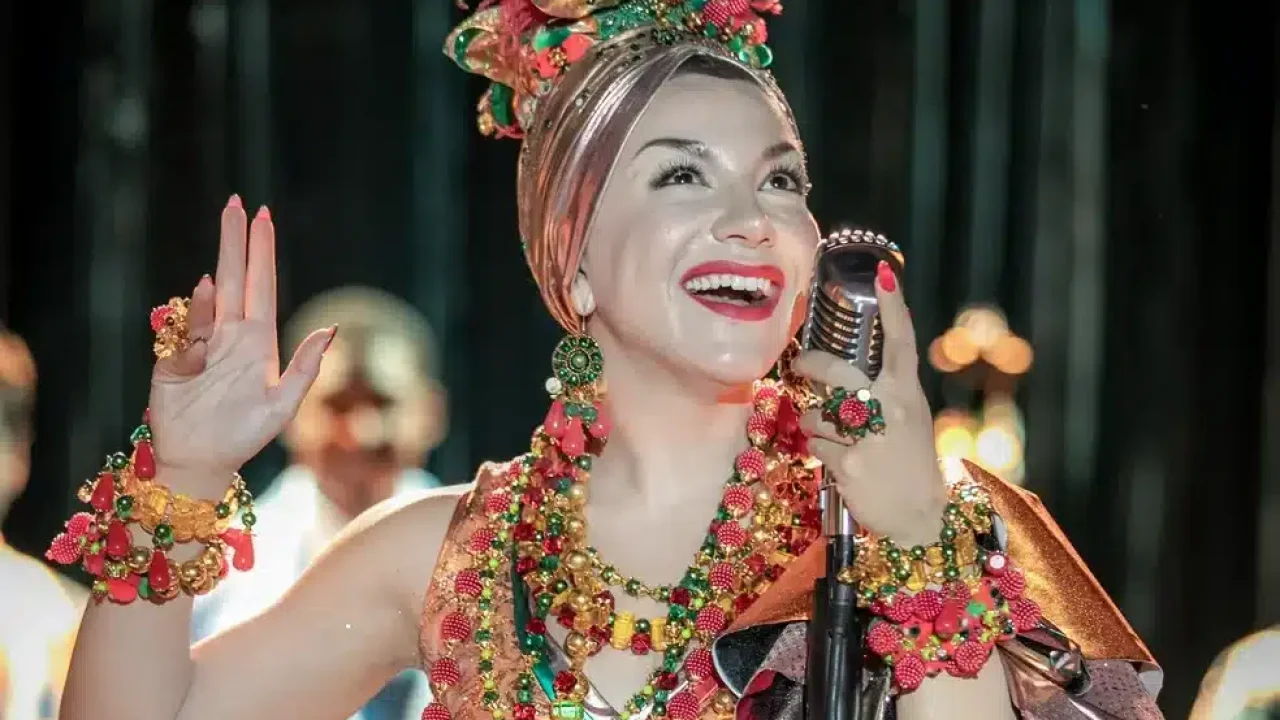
[793, 261, 948, 547]
[147, 196, 335, 489]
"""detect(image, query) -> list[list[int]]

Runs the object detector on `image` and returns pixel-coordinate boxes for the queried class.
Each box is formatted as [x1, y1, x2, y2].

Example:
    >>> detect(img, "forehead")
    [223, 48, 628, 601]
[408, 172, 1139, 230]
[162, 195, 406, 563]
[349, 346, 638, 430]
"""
[622, 71, 798, 155]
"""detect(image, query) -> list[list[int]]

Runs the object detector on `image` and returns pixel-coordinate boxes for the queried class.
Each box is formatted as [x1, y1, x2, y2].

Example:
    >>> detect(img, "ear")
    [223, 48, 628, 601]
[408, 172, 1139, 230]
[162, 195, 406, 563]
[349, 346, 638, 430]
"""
[570, 271, 596, 316]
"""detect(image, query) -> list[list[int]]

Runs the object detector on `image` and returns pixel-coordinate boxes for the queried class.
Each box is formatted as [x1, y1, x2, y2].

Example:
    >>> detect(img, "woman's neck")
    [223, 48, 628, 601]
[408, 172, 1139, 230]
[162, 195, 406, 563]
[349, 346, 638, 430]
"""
[585, 333, 756, 514]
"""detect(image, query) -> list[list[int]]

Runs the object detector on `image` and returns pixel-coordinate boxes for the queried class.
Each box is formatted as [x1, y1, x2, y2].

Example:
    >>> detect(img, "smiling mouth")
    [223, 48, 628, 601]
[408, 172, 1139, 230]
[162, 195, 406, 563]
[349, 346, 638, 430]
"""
[682, 273, 779, 307]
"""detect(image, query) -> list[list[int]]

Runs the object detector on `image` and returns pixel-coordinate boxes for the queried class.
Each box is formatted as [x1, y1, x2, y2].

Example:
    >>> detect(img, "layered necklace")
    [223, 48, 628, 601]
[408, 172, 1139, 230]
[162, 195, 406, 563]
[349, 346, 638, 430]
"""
[422, 337, 822, 720]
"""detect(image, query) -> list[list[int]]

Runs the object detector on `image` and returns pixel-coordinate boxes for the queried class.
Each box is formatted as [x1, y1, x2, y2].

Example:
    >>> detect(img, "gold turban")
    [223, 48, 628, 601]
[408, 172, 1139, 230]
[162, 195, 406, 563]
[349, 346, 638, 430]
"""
[445, 0, 790, 332]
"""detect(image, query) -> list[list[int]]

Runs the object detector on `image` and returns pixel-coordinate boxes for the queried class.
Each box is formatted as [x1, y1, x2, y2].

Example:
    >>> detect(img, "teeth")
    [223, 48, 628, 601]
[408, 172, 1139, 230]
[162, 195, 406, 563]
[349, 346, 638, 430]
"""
[683, 273, 777, 296]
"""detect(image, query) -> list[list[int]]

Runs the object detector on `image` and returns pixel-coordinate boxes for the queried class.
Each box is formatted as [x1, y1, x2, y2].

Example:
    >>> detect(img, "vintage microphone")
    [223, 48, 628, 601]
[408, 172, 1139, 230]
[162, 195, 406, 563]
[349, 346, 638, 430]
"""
[799, 228, 904, 720]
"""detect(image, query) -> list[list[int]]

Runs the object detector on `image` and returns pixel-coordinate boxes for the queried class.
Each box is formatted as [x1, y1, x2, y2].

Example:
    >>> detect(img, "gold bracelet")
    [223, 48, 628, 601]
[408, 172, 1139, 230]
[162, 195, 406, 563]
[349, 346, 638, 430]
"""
[838, 477, 995, 604]
[128, 474, 253, 544]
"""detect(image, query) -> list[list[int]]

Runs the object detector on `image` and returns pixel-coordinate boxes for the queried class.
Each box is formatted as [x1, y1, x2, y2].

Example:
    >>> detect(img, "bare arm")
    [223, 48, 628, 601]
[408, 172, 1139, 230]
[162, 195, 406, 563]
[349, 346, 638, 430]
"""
[897, 653, 1016, 720]
[62, 483, 465, 720]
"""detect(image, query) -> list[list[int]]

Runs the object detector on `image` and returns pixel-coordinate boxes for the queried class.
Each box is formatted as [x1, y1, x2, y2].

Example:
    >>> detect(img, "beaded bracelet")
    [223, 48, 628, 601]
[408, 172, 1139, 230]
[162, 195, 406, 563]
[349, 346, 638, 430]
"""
[45, 411, 257, 604]
[837, 479, 1043, 692]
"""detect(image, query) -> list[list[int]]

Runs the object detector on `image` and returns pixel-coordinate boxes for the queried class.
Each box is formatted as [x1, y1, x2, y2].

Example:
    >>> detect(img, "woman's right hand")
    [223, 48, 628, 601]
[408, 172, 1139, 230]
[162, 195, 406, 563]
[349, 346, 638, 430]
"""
[147, 196, 335, 491]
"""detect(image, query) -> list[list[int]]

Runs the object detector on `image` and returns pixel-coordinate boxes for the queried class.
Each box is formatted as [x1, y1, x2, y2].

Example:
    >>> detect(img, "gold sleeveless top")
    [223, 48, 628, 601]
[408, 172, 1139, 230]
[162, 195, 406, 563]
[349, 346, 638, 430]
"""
[418, 461, 740, 719]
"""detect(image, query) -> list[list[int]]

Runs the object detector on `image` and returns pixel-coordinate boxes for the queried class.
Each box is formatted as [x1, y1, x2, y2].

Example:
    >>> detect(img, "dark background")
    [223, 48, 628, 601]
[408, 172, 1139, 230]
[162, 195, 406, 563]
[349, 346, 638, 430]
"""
[3, 1, 1278, 716]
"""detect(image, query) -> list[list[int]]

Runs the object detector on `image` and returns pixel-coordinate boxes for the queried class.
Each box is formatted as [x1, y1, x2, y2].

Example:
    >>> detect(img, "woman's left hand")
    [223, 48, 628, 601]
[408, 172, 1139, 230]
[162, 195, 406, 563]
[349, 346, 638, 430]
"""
[792, 261, 948, 548]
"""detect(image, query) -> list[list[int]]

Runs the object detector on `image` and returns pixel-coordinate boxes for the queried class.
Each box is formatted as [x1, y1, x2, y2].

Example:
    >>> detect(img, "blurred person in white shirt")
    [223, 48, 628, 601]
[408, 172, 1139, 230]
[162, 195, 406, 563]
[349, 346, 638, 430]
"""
[1190, 626, 1280, 720]
[191, 287, 447, 720]
[1, 328, 86, 720]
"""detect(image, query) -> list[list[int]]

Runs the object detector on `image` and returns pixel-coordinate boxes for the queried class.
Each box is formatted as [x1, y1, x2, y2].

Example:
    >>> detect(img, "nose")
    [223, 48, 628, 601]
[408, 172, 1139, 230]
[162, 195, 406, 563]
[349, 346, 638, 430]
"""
[711, 188, 775, 249]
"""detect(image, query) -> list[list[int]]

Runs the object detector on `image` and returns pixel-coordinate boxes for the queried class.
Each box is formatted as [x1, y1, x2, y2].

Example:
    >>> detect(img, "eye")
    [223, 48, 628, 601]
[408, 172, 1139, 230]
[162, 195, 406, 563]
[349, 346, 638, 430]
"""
[651, 161, 708, 190]
[761, 164, 807, 194]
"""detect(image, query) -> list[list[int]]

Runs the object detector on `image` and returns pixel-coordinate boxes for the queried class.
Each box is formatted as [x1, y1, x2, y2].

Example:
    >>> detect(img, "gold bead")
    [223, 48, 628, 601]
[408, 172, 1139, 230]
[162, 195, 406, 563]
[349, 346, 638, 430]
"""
[77, 485, 94, 503]
[570, 592, 593, 613]
[126, 546, 153, 572]
[565, 518, 586, 539]
[565, 550, 590, 572]
[651, 617, 668, 651]
[566, 483, 588, 505]
[751, 528, 771, 544]
[200, 548, 224, 573]
[755, 489, 773, 507]
[564, 632, 591, 658]
[711, 688, 737, 715]
[179, 560, 208, 587]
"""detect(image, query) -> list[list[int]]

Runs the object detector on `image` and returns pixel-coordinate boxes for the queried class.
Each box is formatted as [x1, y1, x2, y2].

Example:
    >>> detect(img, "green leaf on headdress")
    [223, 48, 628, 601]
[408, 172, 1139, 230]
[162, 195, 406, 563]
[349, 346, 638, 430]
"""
[533, 26, 572, 51]
[490, 83, 515, 128]
[452, 27, 483, 65]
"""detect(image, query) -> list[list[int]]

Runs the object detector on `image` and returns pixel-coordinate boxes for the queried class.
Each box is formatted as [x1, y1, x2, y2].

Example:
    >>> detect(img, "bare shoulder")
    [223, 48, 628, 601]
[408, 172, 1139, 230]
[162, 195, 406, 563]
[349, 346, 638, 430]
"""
[339, 482, 475, 615]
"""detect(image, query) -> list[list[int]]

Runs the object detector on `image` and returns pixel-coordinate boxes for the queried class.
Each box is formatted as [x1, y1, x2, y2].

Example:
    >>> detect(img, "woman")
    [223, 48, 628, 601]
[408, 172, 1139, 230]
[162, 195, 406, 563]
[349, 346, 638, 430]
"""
[54, 1, 1162, 718]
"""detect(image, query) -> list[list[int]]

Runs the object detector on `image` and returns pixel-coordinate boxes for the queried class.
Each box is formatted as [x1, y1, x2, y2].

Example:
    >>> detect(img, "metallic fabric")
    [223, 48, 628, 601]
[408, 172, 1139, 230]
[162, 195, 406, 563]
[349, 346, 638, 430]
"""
[516, 31, 795, 332]
[418, 464, 551, 720]
[964, 462, 1157, 673]
[1005, 658, 1164, 720]
[720, 620, 1161, 720]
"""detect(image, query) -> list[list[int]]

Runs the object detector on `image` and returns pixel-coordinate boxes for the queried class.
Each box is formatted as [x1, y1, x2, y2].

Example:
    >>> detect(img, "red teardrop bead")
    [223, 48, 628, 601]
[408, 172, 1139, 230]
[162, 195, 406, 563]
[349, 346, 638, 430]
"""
[232, 532, 255, 571]
[134, 441, 156, 479]
[544, 400, 568, 438]
[561, 417, 586, 456]
[105, 520, 130, 559]
[149, 551, 172, 592]
[90, 473, 116, 512]
[933, 601, 965, 638]
[107, 577, 138, 604]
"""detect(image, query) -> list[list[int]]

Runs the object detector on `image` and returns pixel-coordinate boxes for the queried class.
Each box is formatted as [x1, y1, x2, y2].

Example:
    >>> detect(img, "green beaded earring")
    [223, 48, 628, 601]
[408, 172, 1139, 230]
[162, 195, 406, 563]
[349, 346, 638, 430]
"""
[548, 334, 604, 394]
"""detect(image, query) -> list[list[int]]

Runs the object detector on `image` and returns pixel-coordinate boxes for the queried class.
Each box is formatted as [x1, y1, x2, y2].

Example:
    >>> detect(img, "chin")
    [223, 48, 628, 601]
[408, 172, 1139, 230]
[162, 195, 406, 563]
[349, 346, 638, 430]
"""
[670, 322, 792, 388]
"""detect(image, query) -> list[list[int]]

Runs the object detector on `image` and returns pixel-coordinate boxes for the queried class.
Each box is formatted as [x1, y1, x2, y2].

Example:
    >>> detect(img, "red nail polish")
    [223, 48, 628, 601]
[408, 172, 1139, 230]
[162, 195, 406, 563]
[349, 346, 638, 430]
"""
[227, 194, 242, 209]
[877, 261, 897, 292]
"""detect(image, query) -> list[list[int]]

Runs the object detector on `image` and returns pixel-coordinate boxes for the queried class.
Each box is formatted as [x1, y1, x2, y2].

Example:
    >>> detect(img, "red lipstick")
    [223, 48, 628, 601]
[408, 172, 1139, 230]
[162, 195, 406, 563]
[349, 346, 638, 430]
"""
[680, 261, 786, 322]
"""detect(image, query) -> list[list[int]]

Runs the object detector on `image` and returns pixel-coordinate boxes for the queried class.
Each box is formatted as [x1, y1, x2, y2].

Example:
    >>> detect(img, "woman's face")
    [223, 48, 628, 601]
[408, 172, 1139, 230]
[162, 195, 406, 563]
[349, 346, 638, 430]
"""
[581, 68, 819, 387]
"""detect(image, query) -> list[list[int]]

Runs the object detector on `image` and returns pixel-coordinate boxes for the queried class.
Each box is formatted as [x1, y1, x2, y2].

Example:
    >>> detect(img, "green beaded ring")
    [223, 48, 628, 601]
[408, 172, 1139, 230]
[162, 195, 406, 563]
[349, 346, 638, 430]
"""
[820, 386, 887, 440]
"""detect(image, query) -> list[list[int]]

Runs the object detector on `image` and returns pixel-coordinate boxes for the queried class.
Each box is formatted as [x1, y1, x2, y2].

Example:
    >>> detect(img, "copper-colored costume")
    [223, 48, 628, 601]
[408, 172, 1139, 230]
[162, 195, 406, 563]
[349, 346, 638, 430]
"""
[420, 461, 1164, 719]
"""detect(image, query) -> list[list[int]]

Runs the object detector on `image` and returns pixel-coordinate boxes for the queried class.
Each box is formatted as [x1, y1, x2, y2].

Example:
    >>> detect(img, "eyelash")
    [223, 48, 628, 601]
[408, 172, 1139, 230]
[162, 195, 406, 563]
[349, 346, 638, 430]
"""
[650, 160, 706, 190]
[764, 162, 808, 194]
[648, 159, 809, 194]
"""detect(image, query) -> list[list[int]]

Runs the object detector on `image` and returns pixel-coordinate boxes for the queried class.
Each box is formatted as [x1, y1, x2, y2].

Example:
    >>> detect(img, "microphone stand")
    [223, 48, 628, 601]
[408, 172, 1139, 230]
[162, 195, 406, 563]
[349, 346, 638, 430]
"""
[800, 226, 902, 719]
[804, 485, 863, 719]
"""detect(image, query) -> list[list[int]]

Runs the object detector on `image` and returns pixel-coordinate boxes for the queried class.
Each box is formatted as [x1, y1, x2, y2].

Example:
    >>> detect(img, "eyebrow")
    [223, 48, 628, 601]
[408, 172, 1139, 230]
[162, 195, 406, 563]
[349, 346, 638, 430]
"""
[632, 137, 803, 162]
[633, 137, 709, 158]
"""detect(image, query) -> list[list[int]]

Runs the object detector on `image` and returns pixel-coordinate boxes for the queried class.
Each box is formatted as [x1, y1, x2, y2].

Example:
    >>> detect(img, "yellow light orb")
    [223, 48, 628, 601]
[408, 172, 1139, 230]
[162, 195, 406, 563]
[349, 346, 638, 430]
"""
[975, 425, 1020, 472]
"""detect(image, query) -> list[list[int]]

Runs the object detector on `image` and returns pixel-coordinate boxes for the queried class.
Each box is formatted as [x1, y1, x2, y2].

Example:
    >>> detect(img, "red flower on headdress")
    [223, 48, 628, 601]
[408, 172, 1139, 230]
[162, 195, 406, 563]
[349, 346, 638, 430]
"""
[534, 33, 594, 79]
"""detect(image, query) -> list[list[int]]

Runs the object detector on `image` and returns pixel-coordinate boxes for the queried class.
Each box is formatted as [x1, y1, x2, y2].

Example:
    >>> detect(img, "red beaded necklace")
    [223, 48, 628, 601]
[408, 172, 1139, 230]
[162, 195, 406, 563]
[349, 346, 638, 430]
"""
[422, 338, 822, 720]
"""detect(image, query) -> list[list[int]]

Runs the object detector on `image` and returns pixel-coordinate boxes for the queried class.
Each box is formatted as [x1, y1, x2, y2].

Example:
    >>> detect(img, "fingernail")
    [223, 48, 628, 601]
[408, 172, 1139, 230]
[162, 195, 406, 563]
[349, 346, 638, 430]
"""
[227, 194, 242, 209]
[324, 325, 338, 352]
[877, 261, 897, 292]
[256, 205, 271, 221]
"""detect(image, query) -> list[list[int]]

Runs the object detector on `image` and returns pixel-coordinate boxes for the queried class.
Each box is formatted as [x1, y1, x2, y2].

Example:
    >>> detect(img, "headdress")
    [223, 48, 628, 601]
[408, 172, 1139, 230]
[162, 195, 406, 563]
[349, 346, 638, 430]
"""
[445, 0, 792, 332]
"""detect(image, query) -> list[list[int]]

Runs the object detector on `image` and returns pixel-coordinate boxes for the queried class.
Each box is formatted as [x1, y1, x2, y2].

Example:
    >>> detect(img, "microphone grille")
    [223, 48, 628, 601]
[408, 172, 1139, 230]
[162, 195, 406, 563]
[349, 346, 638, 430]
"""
[800, 227, 902, 381]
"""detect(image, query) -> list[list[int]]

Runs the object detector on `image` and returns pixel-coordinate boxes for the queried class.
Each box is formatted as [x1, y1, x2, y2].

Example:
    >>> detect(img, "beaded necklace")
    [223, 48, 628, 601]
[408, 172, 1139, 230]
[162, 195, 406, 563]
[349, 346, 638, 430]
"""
[422, 337, 822, 720]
